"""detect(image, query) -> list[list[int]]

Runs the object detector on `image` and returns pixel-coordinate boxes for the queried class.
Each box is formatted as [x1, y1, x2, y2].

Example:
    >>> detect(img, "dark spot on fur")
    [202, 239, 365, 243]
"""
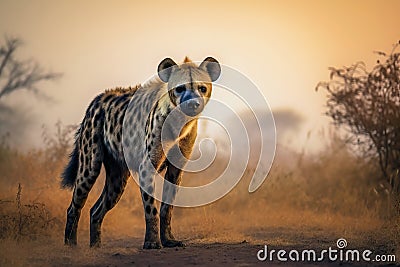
[109, 124, 114, 133]
[146, 205, 151, 214]
[143, 192, 149, 201]
[94, 113, 101, 124]
[147, 186, 154, 194]
[84, 169, 89, 178]
[103, 94, 113, 103]
[115, 95, 127, 106]
[117, 132, 121, 142]
[83, 144, 88, 154]
[152, 207, 157, 215]
[128, 114, 135, 125]
[109, 97, 118, 106]
[119, 113, 124, 125]
[149, 197, 154, 204]
[141, 170, 147, 177]
[76, 188, 82, 196]
[87, 120, 92, 128]
[114, 110, 120, 121]
[93, 134, 98, 143]
[81, 182, 90, 191]
[124, 138, 130, 148]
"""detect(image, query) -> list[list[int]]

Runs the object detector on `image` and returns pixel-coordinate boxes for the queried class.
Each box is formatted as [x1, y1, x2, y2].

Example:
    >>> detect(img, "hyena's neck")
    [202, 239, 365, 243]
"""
[149, 91, 198, 141]
[155, 91, 173, 118]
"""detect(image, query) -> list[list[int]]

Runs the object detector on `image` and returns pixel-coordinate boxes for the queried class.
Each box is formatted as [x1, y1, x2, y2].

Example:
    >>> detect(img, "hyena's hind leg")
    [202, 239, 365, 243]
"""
[89, 152, 129, 247]
[63, 131, 104, 246]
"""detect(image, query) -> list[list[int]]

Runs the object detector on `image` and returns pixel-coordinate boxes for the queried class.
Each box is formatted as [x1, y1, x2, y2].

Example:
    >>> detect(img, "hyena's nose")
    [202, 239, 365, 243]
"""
[187, 99, 200, 110]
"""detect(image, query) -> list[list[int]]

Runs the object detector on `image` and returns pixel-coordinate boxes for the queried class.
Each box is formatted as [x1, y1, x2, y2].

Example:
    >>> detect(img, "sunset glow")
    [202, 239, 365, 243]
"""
[0, 0, 399, 149]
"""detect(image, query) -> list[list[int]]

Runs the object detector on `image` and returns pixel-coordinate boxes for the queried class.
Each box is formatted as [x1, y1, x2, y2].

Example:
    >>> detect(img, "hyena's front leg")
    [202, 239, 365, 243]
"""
[160, 131, 196, 247]
[160, 160, 185, 247]
[139, 155, 162, 249]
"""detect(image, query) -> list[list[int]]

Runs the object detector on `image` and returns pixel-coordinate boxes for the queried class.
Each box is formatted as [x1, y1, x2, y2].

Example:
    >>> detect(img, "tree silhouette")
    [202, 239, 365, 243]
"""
[0, 36, 62, 144]
[317, 41, 400, 196]
[0, 37, 61, 101]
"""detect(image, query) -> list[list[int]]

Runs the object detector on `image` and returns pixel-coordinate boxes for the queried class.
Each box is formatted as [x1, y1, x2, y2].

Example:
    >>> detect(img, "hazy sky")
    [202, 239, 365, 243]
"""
[0, 0, 399, 150]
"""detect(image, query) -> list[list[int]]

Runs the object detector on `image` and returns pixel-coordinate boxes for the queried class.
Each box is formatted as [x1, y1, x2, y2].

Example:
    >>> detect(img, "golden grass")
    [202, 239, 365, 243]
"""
[0, 125, 398, 265]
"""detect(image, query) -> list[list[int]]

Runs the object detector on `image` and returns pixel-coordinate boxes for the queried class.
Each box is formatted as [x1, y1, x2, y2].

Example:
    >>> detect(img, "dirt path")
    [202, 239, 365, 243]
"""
[2, 226, 394, 267]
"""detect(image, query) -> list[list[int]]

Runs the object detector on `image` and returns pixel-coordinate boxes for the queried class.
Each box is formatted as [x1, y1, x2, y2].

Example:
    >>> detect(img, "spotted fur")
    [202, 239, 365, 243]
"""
[62, 57, 221, 249]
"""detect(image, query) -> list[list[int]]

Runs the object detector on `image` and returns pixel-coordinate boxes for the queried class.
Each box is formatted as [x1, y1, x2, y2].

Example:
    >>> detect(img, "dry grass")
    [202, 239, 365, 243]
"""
[0, 183, 59, 240]
[0, 124, 398, 265]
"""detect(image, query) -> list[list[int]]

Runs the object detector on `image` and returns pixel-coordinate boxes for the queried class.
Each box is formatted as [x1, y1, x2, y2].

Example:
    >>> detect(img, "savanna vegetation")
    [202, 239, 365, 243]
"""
[317, 41, 400, 202]
[0, 122, 398, 265]
[0, 39, 399, 265]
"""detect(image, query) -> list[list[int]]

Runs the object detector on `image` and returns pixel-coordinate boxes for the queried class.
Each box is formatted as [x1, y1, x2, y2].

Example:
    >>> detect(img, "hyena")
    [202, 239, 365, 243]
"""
[61, 57, 221, 249]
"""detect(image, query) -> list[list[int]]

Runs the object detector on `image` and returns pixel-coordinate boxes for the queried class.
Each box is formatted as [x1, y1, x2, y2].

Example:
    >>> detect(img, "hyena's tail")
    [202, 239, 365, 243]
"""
[61, 126, 81, 189]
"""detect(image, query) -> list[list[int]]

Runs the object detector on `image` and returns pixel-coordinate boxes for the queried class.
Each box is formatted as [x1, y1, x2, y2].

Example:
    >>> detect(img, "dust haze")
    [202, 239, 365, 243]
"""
[1, 0, 400, 266]
[0, 112, 397, 265]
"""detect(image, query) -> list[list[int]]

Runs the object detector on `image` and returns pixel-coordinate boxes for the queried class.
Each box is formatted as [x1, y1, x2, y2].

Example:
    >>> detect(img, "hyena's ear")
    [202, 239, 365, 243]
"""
[200, 57, 221, 82]
[158, 58, 177, 82]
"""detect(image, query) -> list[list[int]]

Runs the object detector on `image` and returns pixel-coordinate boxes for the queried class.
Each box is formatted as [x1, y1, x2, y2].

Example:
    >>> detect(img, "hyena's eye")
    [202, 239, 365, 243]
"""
[175, 85, 186, 94]
[199, 86, 207, 94]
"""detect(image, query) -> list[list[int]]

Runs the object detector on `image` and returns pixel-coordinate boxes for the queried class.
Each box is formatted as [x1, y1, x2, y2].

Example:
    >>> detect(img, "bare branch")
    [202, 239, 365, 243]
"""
[0, 36, 62, 100]
[0, 37, 21, 77]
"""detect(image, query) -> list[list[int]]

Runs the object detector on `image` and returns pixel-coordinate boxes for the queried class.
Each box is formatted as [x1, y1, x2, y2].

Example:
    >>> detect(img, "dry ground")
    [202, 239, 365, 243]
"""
[0, 130, 399, 266]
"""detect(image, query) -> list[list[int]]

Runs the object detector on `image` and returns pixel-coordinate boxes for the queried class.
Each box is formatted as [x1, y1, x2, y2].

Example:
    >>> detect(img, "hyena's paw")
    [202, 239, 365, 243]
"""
[162, 239, 185, 248]
[64, 238, 77, 247]
[143, 241, 162, 249]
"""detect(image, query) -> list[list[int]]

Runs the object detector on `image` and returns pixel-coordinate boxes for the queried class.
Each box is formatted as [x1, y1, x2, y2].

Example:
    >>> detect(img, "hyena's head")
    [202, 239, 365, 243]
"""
[158, 57, 221, 117]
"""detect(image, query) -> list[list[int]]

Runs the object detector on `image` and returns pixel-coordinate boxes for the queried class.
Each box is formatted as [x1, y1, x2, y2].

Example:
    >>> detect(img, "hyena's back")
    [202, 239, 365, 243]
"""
[61, 86, 140, 189]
